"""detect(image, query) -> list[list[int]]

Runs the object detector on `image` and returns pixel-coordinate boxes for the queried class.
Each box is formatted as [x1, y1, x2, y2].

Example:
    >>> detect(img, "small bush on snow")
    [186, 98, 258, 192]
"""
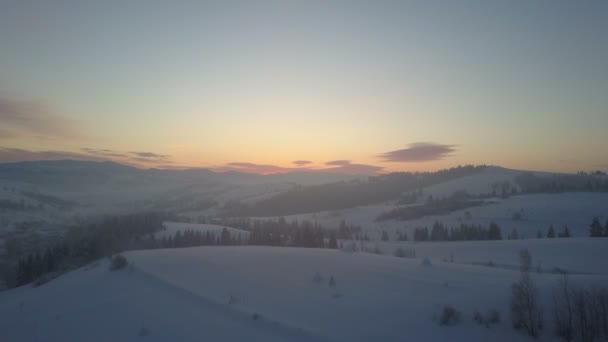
[474, 309, 501, 327]
[439, 305, 462, 326]
[109, 255, 128, 271]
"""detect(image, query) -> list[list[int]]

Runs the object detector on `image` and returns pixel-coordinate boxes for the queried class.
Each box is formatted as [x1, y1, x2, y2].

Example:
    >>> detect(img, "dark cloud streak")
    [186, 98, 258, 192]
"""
[378, 142, 456, 162]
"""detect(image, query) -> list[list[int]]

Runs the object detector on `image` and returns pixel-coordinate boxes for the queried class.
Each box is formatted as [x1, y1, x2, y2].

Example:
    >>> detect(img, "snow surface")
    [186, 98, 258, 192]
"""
[2, 240, 608, 341]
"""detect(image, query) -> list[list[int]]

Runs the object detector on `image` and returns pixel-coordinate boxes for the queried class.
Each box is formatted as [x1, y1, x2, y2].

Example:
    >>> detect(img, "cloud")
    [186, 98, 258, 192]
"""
[0, 147, 103, 163]
[0, 146, 173, 167]
[130, 151, 168, 159]
[325, 160, 351, 166]
[378, 142, 456, 162]
[129, 151, 170, 163]
[82, 148, 128, 158]
[221, 162, 291, 174]
[324, 163, 383, 175]
[0, 96, 79, 140]
[292, 160, 312, 166]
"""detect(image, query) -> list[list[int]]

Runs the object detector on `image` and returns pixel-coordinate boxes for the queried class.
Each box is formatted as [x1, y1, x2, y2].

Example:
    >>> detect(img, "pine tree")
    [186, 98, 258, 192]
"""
[590, 217, 603, 237]
[381, 230, 389, 242]
[536, 230, 542, 239]
[328, 232, 338, 249]
[329, 276, 336, 288]
[547, 225, 556, 238]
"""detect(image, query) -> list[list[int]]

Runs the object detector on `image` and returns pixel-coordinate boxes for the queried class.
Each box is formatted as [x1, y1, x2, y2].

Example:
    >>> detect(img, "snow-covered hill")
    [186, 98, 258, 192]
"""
[2, 241, 607, 341]
[277, 192, 608, 238]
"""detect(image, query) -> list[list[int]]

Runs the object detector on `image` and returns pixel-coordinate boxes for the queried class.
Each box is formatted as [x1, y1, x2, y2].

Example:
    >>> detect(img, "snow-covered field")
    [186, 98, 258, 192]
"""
[2, 239, 608, 342]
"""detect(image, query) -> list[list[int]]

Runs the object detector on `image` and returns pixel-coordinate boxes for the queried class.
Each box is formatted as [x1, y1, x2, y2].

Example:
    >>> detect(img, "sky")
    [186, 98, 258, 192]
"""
[1, 0, 607, 174]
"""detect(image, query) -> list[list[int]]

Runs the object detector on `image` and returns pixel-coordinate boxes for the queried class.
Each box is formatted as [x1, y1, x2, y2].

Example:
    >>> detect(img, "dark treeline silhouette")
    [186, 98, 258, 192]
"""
[158, 227, 242, 248]
[377, 194, 483, 221]
[224, 165, 489, 216]
[220, 217, 347, 248]
[515, 172, 608, 194]
[0, 199, 33, 211]
[14, 212, 171, 287]
[589, 217, 608, 237]
[412, 222, 503, 242]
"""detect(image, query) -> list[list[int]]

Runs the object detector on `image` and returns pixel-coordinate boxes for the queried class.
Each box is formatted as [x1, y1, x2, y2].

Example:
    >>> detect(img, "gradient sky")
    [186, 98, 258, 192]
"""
[1, 1, 607, 174]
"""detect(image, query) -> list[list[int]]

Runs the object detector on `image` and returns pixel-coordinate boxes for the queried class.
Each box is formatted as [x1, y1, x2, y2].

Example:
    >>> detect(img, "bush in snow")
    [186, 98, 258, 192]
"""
[511, 248, 543, 338]
[109, 255, 128, 271]
[138, 326, 149, 337]
[487, 309, 501, 324]
[474, 309, 501, 327]
[439, 305, 462, 326]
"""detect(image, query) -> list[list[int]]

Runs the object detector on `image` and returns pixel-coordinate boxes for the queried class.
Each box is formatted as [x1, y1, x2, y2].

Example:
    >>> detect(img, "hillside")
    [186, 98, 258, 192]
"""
[2, 241, 608, 341]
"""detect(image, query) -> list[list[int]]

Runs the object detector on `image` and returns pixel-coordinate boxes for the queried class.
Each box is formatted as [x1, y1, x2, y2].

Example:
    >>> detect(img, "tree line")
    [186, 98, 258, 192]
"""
[412, 222, 503, 242]
[376, 195, 483, 222]
[515, 172, 608, 194]
[13, 212, 171, 287]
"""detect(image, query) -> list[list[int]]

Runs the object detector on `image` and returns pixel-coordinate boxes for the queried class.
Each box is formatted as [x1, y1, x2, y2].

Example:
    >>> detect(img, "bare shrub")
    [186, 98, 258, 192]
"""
[553, 276, 608, 342]
[109, 255, 128, 271]
[511, 248, 543, 338]
[474, 309, 501, 327]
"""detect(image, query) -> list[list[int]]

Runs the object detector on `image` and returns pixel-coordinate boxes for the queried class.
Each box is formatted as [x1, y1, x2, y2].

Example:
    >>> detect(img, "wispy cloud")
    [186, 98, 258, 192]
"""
[325, 160, 351, 166]
[0, 96, 79, 140]
[292, 160, 312, 166]
[129, 151, 170, 163]
[220, 162, 291, 174]
[0, 146, 173, 167]
[378, 142, 456, 162]
[0, 147, 103, 163]
[82, 148, 128, 158]
[324, 162, 383, 175]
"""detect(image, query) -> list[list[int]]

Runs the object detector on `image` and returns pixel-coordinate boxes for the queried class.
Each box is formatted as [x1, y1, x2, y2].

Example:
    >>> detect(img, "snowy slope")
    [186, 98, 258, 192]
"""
[356, 237, 608, 275]
[423, 166, 520, 197]
[0, 258, 319, 342]
[3, 243, 607, 341]
[277, 192, 608, 238]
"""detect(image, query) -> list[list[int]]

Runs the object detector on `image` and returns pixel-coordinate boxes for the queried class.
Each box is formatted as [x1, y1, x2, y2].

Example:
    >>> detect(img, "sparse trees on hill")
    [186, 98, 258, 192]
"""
[412, 222, 503, 242]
